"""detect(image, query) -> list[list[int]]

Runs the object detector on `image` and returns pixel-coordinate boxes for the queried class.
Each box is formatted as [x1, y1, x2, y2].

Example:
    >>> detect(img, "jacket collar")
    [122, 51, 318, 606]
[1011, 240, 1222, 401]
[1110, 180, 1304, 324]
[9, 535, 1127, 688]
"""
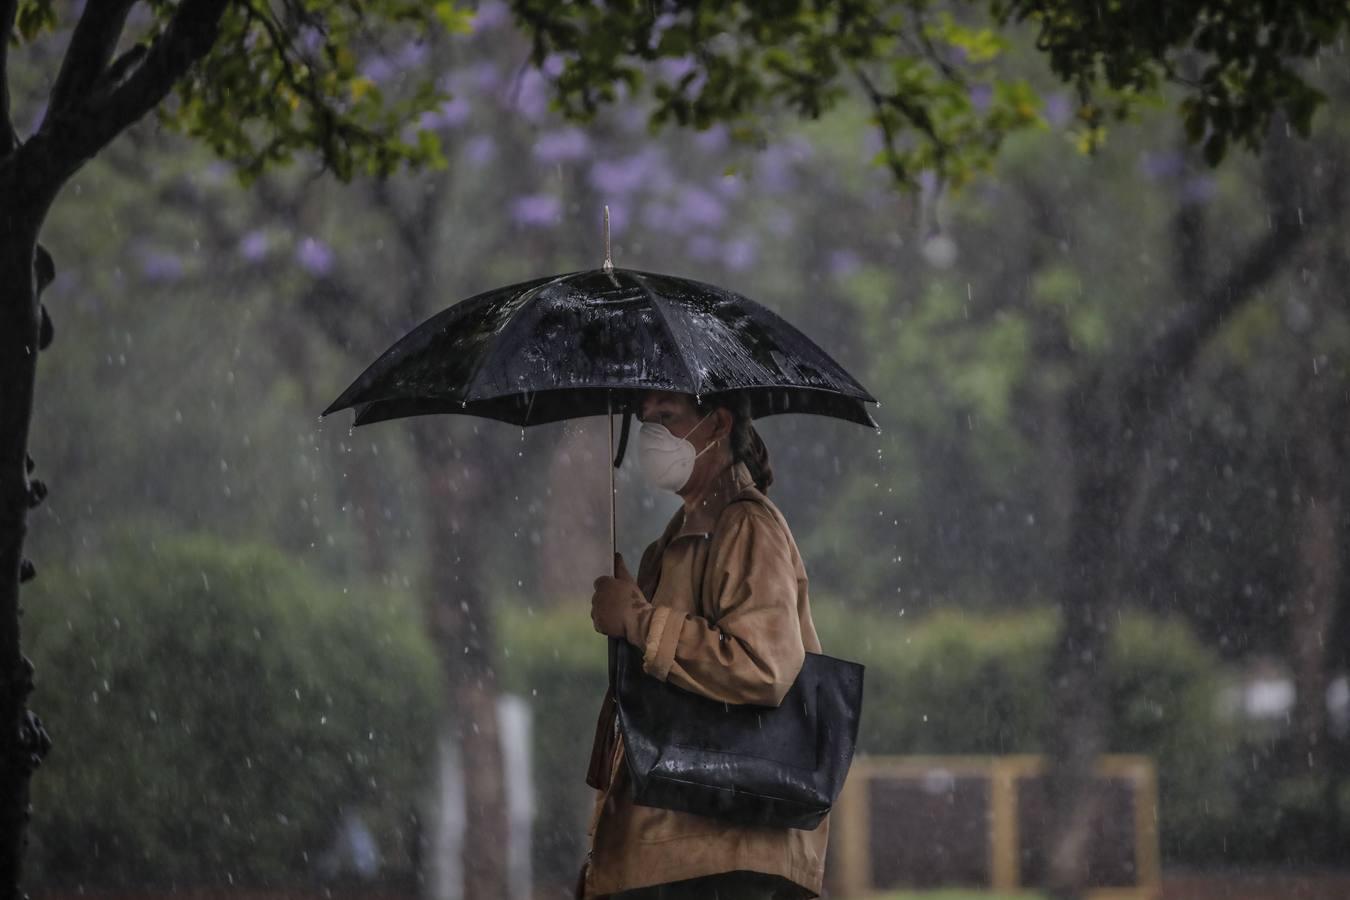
[672, 461, 756, 541]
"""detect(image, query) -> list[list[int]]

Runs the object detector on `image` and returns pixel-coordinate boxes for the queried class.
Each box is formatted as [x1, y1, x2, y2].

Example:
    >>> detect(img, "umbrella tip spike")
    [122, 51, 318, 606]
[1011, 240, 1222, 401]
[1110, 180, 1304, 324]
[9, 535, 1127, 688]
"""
[602, 205, 614, 274]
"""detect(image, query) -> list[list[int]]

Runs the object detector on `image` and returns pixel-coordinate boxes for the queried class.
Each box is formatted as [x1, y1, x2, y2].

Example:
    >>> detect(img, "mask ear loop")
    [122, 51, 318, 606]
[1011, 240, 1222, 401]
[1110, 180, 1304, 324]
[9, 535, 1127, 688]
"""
[680, 409, 715, 443]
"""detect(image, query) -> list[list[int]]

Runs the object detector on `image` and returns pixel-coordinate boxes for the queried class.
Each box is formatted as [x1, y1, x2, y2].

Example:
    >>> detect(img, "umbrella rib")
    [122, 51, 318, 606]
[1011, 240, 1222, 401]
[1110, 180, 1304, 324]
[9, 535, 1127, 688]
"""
[459, 272, 575, 417]
[637, 274, 702, 395]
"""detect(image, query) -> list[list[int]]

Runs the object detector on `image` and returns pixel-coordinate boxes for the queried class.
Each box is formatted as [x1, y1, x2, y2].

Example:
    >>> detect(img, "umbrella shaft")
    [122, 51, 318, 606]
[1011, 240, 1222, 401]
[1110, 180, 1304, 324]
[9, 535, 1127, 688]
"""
[609, 407, 617, 576]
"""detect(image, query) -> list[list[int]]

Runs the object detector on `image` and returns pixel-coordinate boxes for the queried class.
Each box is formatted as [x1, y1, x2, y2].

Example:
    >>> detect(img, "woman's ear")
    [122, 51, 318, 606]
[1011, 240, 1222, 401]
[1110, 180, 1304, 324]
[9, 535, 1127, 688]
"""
[713, 408, 734, 442]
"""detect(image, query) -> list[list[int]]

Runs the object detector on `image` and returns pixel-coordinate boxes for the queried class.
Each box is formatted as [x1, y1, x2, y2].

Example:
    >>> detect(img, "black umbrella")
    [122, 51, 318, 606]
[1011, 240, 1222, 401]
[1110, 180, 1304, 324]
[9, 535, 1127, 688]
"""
[323, 215, 877, 559]
[323, 268, 875, 429]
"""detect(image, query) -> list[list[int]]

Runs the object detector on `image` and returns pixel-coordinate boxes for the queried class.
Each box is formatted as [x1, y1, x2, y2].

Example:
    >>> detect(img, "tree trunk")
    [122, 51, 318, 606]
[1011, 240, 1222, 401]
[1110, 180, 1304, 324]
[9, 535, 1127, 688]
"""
[538, 425, 607, 601]
[0, 187, 48, 900]
[412, 425, 511, 900]
[1042, 384, 1136, 898]
[1287, 360, 1343, 828]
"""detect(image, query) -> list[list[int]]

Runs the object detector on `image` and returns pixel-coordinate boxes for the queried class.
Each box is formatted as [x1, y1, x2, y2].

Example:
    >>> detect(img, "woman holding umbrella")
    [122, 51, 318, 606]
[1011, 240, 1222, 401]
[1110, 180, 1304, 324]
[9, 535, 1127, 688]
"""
[324, 253, 869, 900]
[585, 389, 825, 900]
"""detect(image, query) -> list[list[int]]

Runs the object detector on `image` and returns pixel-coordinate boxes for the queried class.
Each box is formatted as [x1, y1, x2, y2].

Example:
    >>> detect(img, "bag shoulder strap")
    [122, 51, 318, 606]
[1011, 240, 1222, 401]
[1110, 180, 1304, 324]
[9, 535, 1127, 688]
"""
[710, 486, 796, 560]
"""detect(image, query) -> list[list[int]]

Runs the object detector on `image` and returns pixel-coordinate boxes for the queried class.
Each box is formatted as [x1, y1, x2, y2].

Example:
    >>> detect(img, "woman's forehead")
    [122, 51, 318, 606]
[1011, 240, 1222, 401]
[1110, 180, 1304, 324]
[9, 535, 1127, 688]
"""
[639, 390, 696, 417]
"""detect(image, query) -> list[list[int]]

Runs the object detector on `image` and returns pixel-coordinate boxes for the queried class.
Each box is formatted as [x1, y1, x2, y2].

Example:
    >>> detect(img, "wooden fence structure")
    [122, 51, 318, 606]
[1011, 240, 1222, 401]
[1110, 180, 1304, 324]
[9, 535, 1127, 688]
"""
[830, 754, 1160, 899]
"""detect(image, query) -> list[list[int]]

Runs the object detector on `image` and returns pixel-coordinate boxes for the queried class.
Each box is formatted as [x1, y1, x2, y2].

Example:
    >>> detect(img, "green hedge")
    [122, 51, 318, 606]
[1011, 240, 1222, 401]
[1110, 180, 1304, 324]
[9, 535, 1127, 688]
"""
[24, 532, 440, 888]
[499, 602, 1235, 883]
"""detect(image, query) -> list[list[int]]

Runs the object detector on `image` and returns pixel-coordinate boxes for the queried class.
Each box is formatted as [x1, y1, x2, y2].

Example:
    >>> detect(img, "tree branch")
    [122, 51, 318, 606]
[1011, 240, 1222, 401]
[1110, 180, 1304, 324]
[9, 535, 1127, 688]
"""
[854, 64, 952, 185]
[1170, 152, 1206, 301]
[33, 0, 229, 188]
[1122, 151, 1344, 425]
[0, 0, 17, 156]
[853, 67, 908, 183]
[44, 0, 136, 121]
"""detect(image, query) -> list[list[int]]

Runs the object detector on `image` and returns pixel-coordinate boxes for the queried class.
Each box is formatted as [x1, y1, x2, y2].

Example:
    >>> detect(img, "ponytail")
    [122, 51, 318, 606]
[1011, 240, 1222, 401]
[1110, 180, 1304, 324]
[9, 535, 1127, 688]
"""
[700, 392, 773, 493]
[741, 421, 774, 493]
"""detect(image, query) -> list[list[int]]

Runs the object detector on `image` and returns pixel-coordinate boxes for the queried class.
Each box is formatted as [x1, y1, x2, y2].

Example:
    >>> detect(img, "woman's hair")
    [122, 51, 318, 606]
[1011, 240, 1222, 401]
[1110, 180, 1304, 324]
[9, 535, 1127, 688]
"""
[698, 392, 773, 493]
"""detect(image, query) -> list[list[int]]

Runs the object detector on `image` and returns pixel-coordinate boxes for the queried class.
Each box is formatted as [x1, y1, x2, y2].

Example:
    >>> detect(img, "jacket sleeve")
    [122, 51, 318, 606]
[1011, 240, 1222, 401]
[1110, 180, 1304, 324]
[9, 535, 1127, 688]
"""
[638, 503, 805, 707]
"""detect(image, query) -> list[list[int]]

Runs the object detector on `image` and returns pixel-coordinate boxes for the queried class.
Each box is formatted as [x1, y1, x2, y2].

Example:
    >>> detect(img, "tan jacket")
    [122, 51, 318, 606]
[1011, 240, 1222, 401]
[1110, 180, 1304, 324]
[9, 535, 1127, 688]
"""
[583, 463, 828, 897]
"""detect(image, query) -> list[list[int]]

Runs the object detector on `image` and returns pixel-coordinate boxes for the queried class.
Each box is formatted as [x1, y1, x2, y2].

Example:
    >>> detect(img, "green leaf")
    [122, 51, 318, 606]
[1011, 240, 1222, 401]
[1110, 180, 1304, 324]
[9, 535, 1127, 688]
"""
[14, 0, 57, 42]
[437, 2, 475, 34]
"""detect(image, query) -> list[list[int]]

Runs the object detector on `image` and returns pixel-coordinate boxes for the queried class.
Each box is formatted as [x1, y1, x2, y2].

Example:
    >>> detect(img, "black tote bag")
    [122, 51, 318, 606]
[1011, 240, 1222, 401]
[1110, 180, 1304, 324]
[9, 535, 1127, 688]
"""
[611, 637, 863, 831]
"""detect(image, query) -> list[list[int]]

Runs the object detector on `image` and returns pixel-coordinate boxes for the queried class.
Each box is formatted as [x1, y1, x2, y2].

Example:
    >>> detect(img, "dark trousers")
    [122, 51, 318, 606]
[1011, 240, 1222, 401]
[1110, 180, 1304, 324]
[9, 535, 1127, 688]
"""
[606, 870, 813, 899]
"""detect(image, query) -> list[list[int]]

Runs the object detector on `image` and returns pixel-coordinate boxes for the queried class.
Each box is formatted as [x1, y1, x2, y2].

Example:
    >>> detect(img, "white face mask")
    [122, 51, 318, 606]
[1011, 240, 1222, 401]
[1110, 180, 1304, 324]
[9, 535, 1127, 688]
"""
[638, 411, 716, 493]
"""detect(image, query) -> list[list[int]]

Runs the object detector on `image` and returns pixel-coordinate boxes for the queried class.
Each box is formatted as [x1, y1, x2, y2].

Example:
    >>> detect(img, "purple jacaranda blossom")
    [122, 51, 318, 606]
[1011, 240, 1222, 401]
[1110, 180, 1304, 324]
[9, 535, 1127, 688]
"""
[658, 55, 697, 83]
[397, 41, 429, 70]
[509, 68, 550, 121]
[694, 124, 730, 154]
[1182, 175, 1217, 205]
[512, 194, 562, 227]
[534, 127, 591, 163]
[640, 201, 678, 234]
[862, 127, 885, 161]
[715, 174, 745, 199]
[542, 53, 566, 78]
[417, 109, 442, 131]
[755, 145, 796, 193]
[138, 247, 184, 282]
[605, 201, 631, 234]
[1139, 150, 1185, 181]
[296, 237, 334, 276]
[464, 135, 496, 167]
[687, 234, 720, 261]
[297, 26, 324, 56]
[828, 249, 862, 279]
[590, 148, 668, 196]
[472, 0, 510, 32]
[657, 55, 707, 97]
[1044, 92, 1073, 128]
[616, 103, 650, 134]
[238, 230, 270, 263]
[471, 62, 503, 92]
[198, 161, 231, 187]
[649, 12, 678, 49]
[439, 97, 472, 128]
[361, 55, 396, 85]
[646, 152, 678, 192]
[674, 186, 726, 229]
[969, 83, 993, 113]
[723, 237, 757, 271]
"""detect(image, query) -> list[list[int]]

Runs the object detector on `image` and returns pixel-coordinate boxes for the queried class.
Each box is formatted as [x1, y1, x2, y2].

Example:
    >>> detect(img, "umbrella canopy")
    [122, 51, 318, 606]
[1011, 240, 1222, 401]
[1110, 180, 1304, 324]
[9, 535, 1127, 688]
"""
[323, 267, 876, 428]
